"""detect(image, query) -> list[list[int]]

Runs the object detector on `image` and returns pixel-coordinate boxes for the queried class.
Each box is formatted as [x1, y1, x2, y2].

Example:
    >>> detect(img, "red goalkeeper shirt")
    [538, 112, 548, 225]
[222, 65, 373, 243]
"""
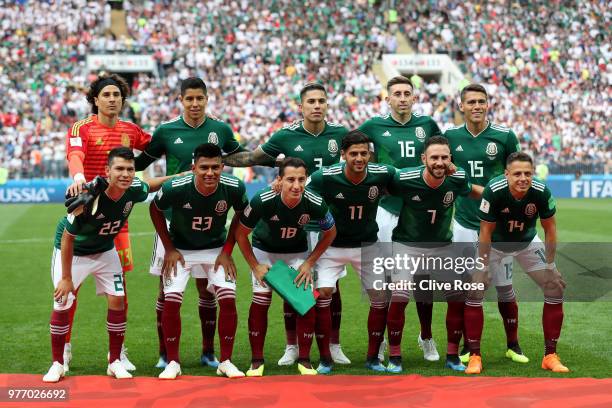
[66, 114, 151, 181]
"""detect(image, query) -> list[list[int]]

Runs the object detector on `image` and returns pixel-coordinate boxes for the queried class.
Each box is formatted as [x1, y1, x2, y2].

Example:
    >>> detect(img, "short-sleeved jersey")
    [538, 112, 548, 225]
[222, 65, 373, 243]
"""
[359, 113, 442, 215]
[388, 166, 471, 244]
[54, 177, 149, 255]
[261, 120, 348, 175]
[307, 163, 395, 247]
[154, 174, 248, 250]
[136, 115, 241, 175]
[240, 187, 333, 254]
[66, 115, 151, 181]
[479, 175, 556, 244]
[446, 122, 520, 230]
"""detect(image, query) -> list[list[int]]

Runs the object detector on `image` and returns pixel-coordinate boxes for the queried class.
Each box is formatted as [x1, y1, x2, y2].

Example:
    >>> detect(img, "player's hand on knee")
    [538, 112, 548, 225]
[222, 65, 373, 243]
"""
[54, 278, 74, 304]
[544, 267, 566, 292]
[215, 252, 237, 281]
[295, 261, 314, 288]
[253, 264, 270, 286]
[162, 249, 184, 278]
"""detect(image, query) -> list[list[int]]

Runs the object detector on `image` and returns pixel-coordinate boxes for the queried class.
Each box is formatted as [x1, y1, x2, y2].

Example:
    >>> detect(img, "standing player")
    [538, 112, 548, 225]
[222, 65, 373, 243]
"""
[464, 152, 568, 374]
[359, 76, 443, 361]
[150, 144, 248, 379]
[387, 136, 483, 372]
[64, 74, 151, 372]
[225, 83, 350, 366]
[306, 130, 396, 373]
[43, 148, 163, 382]
[235, 158, 337, 376]
[445, 84, 526, 364]
[135, 77, 245, 369]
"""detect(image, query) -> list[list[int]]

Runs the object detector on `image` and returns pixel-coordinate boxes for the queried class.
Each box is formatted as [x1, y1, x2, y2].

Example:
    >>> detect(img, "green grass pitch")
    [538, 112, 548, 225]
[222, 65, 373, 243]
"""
[1, 199, 610, 378]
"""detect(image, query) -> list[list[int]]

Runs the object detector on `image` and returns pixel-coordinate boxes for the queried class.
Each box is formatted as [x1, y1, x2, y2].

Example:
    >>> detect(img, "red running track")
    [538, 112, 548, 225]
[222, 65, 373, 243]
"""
[1, 374, 611, 408]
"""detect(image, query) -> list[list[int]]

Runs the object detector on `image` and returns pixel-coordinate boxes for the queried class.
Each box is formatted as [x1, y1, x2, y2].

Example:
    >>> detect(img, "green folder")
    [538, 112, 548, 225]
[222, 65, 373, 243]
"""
[264, 260, 316, 316]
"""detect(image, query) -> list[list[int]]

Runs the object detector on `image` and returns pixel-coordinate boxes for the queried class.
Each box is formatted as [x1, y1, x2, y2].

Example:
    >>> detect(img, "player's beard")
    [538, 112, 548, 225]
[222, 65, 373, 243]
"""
[428, 164, 447, 179]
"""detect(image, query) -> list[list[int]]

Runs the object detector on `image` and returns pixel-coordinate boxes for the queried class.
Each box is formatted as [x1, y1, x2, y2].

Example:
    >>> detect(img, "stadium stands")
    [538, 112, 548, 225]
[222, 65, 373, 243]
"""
[0, 0, 609, 179]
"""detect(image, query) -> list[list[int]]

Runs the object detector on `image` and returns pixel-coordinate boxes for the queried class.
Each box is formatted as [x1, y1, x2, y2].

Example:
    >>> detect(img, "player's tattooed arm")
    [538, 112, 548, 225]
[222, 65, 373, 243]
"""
[223, 147, 277, 167]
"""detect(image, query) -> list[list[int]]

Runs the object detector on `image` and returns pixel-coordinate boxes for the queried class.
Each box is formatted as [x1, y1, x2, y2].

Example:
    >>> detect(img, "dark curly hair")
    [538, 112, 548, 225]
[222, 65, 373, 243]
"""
[86, 74, 130, 114]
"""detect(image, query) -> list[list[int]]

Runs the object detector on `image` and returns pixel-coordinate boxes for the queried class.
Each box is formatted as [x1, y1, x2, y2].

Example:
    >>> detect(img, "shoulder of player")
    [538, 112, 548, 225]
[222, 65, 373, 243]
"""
[206, 116, 232, 131]
[397, 166, 422, 180]
[488, 122, 512, 134]
[219, 174, 243, 189]
[69, 116, 94, 136]
[367, 163, 393, 174]
[487, 175, 509, 192]
[155, 116, 182, 131]
[530, 178, 547, 193]
[256, 187, 279, 203]
[321, 163, 343, 176]
[117, 119, 144, 131]
[168, 174, 194, 189]
[325, 121, 348, 132]
[442, 124, 464, 136]
[128, 176, 148, 192]
[303, 189, 324, 206]
[412, 112, 436, 123]
[279, 120, 303, 133]
[449, 166, 468, 179]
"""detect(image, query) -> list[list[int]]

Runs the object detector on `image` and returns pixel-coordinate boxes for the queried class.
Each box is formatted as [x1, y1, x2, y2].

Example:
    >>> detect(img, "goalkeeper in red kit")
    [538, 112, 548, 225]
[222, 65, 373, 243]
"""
[63, 74, 151, 372]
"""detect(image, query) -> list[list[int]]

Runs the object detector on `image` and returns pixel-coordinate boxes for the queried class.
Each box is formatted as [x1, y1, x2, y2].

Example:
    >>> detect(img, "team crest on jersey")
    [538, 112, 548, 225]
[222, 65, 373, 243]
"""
[123, 201, 133, 216]
[208, 132, 219, 145]
[298, 214, 311, 226]
[442, 191, 454, 207]
[525, 203, 537, 217]
[415, 127, 426, 142]
[215, 200, 227, 214]
[121, 133, 131, 147]
[328, 140, 339, 155]
[486, 142, 498, 158]
[368, 186, 379, 200]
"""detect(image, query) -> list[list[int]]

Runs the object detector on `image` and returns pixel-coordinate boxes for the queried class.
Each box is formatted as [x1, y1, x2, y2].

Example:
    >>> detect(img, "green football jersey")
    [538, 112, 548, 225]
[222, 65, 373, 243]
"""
[388, 166, 472, 244]
[154, 174, 248, 250]
[261, 120, 348, 175]
[479, 175, 556, 244]
[136, 115, 241, 175]
[446, 122, 520, 230]
[240, 187, 333, 254]
[54, 178, 150, 255]
[307, 163, 395, 247]
[359, 113, 442, 215]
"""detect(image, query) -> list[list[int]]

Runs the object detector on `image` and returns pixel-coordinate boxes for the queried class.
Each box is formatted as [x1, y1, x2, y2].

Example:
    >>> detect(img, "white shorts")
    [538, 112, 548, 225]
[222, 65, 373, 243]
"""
[315, 246, 360, 289]
[162, 247, 234, 294]
[452, 219, 514, 287]
[488, 235, 547, 282]
[307, 231, 320, 252]
[51, 248, 124, 310]
[252, 248, 307, 294]
[376, 207, 399, 243]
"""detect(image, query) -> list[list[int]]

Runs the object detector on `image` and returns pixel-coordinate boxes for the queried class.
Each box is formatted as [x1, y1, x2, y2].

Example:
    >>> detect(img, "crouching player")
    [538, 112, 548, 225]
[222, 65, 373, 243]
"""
[464, 152, 568, 374]
[306, 130, 396, 373]
[236, 157, 336, 376]
[44, 147, 163, 382]
[149, 144, 248, 379]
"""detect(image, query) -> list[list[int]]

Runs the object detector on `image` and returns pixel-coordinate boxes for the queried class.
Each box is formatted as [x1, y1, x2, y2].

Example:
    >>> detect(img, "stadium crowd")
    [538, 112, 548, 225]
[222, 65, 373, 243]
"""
[0, 0, 609, 179]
